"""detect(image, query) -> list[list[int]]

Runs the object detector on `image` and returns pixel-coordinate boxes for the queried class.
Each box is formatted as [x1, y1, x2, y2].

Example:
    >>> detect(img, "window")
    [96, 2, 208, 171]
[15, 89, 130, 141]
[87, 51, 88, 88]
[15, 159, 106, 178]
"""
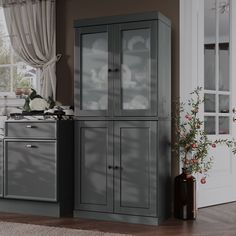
[204, 0, 231, 135]
[0, 7, 37, 97]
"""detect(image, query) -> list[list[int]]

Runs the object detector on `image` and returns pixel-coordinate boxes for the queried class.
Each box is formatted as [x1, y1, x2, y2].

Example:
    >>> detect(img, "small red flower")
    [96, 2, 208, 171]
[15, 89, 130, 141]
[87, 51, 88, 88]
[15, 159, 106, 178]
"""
[211, 143, 216, 148]
[200, 177, 206, 184]
[185, 115, 192, 120]
[192, 143, 198, 148]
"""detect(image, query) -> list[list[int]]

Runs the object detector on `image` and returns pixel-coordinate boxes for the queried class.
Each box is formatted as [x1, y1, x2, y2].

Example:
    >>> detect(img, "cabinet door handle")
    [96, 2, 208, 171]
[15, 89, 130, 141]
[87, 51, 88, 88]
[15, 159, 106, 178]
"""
[108, 68, 119, 73]
[108, 165, 113, 169]
[26, 125, 35, 128]
[114, 166, 120, 170]
[25, 144, 36, 148]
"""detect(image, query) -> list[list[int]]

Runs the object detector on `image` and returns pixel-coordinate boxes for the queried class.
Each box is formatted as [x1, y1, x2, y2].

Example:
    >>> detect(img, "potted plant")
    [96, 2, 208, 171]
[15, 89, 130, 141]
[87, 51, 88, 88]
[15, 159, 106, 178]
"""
[173, 87, 236, 220]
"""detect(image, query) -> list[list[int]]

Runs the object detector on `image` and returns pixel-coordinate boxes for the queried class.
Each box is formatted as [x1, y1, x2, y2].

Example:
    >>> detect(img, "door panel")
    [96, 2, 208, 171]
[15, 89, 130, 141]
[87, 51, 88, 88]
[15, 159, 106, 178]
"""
[4, 140, 57, 201]
[114, 121, 157, 216]
[198, 0, 236, 207]
[74, 25, 113, 116]
[114, 21, 157, 116]
[75, 121, 113, 212]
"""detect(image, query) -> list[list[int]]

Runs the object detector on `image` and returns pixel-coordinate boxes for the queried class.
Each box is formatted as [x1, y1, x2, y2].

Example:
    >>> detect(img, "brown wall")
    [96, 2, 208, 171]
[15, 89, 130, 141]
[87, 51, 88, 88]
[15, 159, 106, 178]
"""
[56, 0, 179, 106]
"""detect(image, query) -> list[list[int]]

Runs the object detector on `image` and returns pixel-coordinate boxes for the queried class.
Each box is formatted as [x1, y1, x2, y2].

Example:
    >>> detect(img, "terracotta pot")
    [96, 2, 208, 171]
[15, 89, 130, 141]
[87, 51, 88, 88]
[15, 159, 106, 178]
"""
[22, 88, 30, 95]
[15, 88, 23, 96]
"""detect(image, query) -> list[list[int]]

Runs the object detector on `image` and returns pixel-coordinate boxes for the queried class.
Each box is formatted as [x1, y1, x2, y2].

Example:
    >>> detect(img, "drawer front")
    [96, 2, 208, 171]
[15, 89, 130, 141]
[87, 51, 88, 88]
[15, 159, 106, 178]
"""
[4, 140, 57, 201]
[5, 122, 56, 139]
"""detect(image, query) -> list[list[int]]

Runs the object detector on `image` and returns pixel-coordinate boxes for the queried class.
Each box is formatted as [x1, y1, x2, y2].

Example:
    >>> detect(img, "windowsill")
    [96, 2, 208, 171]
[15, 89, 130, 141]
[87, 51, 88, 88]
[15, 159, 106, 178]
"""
[0, 96, 25, 104]
[0, 96, 25, 116]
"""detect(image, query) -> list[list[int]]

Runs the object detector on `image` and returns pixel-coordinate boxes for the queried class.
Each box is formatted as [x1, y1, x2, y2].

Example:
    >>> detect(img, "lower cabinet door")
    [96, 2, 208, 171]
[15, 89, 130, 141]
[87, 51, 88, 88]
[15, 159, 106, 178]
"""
[75, 121, 113, 212]
[4, 140, 57, 201]
[114, 121, 157, 216]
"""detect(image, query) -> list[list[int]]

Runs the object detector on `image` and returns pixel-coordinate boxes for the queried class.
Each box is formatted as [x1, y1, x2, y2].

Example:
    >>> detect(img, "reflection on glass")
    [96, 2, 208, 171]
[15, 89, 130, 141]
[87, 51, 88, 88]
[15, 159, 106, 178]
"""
[219, 94, 229, 113]
[219, 0, 230, 42]
[219, 43, 229, 91]
[204, 45, 216, 90]
[0, 67, 10, 92]
[81, 32, 108, 110]
[204, 116, 216, 135]
[121, 29, 150, 110]
[204, 93, 216, 112]
[219, 116, 229, 134]
[204, 0, 216, 43]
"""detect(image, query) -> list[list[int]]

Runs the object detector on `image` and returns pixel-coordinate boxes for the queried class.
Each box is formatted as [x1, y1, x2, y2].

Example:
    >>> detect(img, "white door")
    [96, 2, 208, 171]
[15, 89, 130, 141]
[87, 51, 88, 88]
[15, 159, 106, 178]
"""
[198, 0, 236, 207]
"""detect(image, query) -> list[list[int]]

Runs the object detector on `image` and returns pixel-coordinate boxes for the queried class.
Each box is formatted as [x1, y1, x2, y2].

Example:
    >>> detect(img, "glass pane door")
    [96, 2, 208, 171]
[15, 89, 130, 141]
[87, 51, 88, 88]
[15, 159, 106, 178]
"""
[74, 25, 111, 116]
[204, 0, 231, 135]
[121, 29, 150, 110]
[114, 21, 157, 116]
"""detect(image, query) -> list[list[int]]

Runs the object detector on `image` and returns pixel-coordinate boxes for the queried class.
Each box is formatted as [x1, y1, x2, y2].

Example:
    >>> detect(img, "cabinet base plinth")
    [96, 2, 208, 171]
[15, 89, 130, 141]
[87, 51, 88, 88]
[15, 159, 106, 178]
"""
[0, 199, 62, 217]
[74, 210, 159, 226]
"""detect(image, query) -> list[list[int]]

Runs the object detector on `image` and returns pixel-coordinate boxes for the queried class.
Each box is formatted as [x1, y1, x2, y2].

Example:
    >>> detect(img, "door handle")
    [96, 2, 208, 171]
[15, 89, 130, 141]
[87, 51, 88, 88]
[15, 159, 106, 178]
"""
[108, 166, 122, 170]
[26, 125, 36, 128]
[233, 117, 236, 122]
[25, 144, 36, 148]
[233, 108, 236, 114]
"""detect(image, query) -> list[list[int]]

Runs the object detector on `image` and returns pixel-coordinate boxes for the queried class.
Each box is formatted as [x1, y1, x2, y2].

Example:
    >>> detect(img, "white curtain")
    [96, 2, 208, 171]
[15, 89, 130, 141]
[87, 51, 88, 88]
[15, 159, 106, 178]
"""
[2, 0, 60, 100]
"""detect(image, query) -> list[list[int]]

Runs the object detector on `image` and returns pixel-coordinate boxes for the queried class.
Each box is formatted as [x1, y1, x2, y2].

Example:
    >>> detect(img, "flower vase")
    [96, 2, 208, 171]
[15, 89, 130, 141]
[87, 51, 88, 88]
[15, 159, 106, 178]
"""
[174, 168, 196, 220]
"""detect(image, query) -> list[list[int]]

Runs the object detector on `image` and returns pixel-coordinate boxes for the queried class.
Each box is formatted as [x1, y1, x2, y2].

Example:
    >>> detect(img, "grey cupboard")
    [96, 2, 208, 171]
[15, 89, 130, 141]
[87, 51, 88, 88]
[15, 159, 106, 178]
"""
[0, 120, 74, 217]
[74, 11, 171, 225]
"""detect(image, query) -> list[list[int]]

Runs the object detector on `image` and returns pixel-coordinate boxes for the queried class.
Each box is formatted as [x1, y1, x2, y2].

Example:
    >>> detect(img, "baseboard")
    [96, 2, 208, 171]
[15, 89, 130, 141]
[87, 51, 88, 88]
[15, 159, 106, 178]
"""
[74, 210, 159, 225]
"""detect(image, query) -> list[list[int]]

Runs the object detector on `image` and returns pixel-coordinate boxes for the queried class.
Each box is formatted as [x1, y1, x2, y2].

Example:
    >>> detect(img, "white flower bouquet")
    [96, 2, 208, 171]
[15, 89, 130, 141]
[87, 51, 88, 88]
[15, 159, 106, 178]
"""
[23, 89, 55, 112]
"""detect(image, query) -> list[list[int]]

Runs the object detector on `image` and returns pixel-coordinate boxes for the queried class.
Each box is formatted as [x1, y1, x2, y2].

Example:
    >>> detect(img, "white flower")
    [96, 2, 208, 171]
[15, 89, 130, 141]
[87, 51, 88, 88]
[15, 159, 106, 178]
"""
[29, 98, 49, 111]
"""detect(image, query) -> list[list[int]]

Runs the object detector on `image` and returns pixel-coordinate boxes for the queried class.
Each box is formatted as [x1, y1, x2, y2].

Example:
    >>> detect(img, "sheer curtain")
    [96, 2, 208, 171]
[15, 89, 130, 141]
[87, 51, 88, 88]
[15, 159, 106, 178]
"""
[1, 0, 60, 100]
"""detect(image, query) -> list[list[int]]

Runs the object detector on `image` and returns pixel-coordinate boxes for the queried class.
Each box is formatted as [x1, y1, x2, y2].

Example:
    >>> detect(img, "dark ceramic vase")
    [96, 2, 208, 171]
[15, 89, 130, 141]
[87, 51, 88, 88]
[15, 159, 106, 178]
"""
[174, 168, 196, 220]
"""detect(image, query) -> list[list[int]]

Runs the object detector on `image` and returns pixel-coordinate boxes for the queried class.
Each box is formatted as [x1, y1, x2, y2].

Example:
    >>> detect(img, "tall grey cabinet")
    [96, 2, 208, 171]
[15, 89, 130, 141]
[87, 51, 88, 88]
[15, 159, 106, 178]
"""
[74, 12, 171, 225]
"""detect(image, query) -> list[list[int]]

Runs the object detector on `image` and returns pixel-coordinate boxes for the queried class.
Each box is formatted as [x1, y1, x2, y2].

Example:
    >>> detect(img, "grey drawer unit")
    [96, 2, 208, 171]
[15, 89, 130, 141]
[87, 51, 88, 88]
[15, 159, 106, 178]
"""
[1, 120, 74, 217]
[5, 121, 56, 139]
[4, 140, 57, 201]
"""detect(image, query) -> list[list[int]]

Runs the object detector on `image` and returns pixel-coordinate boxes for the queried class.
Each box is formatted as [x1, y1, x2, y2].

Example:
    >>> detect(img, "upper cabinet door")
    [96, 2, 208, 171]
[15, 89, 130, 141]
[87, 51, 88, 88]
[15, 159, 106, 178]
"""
[113, 21, 157, 116]
[74, 25, 113, 116]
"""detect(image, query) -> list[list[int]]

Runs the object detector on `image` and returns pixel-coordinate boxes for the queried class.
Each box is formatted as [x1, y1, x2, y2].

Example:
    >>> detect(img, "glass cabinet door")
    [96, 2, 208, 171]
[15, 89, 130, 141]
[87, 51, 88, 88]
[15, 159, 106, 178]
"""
[114, 21, 157, 116]
[74, 25, 112, 116]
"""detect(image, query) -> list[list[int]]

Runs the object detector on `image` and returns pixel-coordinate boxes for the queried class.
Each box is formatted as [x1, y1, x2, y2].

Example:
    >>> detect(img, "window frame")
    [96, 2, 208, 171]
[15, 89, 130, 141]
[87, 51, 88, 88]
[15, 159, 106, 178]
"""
[0, 7, 38, 99]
